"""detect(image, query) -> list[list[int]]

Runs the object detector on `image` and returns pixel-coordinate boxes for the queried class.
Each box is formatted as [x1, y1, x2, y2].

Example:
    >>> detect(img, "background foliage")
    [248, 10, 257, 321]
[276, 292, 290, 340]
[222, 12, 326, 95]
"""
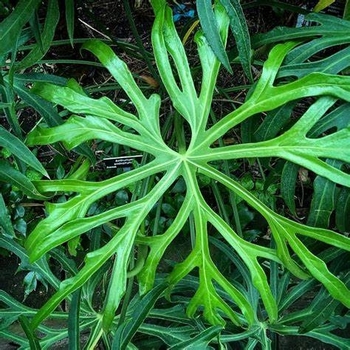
[0, 0, 350, 349]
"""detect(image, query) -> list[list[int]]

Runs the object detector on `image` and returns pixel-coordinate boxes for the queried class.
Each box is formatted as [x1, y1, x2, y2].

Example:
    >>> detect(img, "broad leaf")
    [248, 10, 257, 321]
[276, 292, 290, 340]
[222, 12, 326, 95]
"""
[24, 0, 350, 339]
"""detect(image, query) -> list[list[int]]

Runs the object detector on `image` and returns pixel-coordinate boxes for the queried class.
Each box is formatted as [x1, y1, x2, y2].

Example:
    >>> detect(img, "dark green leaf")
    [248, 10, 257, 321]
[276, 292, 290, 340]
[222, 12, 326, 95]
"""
[281, 162, 299, 216]
[68, 289, 81, 350]
[0, 194, 15, 237]
[254, 102, 295, 141]
[308, 102, 350, 138]
[279, 46, 350, 78]
[169, 325, 222, 350]
[65, 0, 75, 47]
[113, 284, 167, 350]
[0, 0, 41, 56]
[23, 271, 38, 299]
[307, 159, 341, 228]
[0, 161, 46, 199]
[28, 9, 43, 53]
[197, 0, 232, 73]
[220, 0, 252, 81]
[336, 187, 350, 232]
[0, 235, 60, 290]
[17, 0, 60, 70]
[0, 126, 47, 176]
[252, 13, 350, 49]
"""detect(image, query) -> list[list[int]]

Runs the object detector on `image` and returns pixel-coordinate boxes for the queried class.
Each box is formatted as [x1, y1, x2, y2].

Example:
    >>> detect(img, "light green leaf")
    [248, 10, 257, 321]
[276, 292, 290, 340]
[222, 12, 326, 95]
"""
[314, 0, 335, 12]
[24, 0, 350, 334]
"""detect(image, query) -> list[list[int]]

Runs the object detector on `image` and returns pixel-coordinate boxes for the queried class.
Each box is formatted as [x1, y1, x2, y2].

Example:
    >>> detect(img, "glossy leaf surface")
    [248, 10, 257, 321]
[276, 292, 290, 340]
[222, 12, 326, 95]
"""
[25, 0, 350, 337]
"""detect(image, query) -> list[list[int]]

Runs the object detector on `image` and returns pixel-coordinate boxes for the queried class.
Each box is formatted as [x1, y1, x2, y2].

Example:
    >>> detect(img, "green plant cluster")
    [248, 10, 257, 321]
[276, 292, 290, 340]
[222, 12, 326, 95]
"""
[0, 0, 350, 349]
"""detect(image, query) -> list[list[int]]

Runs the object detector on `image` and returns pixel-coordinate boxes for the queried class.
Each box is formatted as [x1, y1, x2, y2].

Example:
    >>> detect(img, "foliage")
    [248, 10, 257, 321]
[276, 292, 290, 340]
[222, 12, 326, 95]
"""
[0, 0, 350, 349]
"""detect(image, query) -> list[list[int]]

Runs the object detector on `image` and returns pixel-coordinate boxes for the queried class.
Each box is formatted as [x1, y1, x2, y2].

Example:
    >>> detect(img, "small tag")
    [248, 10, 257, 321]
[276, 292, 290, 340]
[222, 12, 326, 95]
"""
[103, 155, 143, 169]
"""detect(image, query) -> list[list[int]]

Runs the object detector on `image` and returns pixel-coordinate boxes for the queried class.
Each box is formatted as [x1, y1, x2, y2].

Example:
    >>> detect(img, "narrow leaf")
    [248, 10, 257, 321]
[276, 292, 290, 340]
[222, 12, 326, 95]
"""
[17, 0, 60, 70]
[65, 0, 75, 47]
[0, 194, 15, 237]
[18, 315, 41, 350]
[197, 0, 232, 73]
[336, 187, 350, 232]
[281, 162, 300, 216]
[314, 0, 335, 12]
[0, 161, 46, 199]
[307, 159, 341, 228]
[112, 284, 167, 349]
[0, 126, 47, 176]
[68, 289, 81, 350]
[169, 325, 222, 350]
[299, 292, 340, 333]
[220, 0, 252, 81]
[0, 0, 41, 56]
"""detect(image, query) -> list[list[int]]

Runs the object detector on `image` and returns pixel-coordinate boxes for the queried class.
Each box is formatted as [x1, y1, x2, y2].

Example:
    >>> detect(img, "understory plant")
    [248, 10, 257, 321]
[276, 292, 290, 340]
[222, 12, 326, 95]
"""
[1, 0, 350, 348]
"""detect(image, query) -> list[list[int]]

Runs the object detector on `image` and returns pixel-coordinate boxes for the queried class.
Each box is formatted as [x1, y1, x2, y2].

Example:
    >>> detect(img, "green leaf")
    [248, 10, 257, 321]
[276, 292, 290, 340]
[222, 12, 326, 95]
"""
[0, 126, 47, 176]
[112, 284, 167, 349]
[0, 194, 15, 237]
[279, 46, 350, 78]
[17, 0, 60, 70]
[68, 289, 81, 350]
[169, 325, 222, 350]
[18, 315, 41, 350]
[314, 0, 335, 12]
[0, 235, 60, 290]
[65, 0, 75, 47]
[254, 102, 295, 141]
[23, 271, 39, 299]
[0, 0, 41, 56]
[23, 0, 350, 336]
[12, 74, 66, 127]
[252, 13, 350, 49]
[280, 162, 299, 216]
[307, 159, 341, 228]
[0, 161, 46, 199]
[197, 0, 232, 73]
[28, 9, 43, 53]
[299, 291, 341, 333]
[220, 0, 252, 81]
[344, 0, 350, 20]
[336, 187, 350, 232]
